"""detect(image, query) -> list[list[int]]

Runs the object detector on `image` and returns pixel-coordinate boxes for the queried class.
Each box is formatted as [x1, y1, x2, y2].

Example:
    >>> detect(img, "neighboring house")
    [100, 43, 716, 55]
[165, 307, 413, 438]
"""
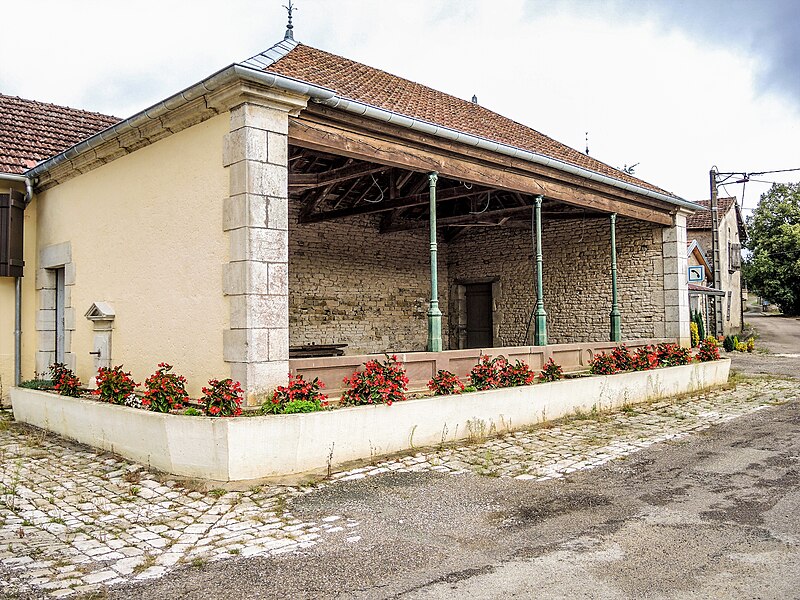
[686, 238, 724, 334]
[0, 94, 119, 391]
[686, 197, 747, 335]
[1, 30, 704, 403]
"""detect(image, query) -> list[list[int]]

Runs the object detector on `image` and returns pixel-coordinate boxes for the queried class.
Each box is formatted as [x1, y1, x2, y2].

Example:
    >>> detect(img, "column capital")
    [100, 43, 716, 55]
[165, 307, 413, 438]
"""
[207, 80, 309, 116]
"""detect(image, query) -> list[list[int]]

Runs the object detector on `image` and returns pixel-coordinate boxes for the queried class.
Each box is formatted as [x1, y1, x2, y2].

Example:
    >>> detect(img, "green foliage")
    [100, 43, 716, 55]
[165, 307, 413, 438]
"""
[723, 335, 738, 352]
[744, 183, 800, 315]
[262, 373, 328, 414]
[691, 310, 705, 343]
[18, 378, 54, 391]
[183, 407, 203, 416]
[281, 399, 324, 414]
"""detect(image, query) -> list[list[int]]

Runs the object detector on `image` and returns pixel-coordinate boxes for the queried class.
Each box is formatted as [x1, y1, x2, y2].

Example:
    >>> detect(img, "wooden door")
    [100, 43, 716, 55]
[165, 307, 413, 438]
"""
[465, 283, 493, 348]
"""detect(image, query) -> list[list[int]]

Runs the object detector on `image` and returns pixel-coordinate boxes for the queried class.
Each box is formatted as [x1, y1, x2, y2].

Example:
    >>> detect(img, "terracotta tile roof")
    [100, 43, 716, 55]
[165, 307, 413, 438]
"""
[0, 93, 119, 175]
[686, 197, 735, 229]
[264, 44, 675, 197]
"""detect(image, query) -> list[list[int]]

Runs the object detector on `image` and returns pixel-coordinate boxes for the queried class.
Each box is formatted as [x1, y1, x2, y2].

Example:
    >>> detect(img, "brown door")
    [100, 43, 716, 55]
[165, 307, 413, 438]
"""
[465, 283, 493, 348]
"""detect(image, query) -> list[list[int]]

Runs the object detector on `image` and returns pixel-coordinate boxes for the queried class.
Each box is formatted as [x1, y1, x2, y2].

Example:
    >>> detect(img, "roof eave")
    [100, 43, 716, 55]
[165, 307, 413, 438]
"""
[28, 53, 702, 214]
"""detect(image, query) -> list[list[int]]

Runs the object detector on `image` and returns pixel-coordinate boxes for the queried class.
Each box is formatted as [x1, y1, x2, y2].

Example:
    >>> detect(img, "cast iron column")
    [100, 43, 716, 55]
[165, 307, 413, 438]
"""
[534, 195, 548, 345]
[427, 172, 442, 352]
[610, 213, 621, 341]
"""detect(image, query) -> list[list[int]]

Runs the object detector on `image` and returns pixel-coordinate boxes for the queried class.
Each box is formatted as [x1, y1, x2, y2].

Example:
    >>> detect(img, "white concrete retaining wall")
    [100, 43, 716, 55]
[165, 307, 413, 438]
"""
[11, 359, 730, 482]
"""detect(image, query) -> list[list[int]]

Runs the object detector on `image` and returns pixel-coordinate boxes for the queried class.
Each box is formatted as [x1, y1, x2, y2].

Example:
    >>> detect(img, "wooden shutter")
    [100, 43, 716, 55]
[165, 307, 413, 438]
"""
[0, 189, 26, 277]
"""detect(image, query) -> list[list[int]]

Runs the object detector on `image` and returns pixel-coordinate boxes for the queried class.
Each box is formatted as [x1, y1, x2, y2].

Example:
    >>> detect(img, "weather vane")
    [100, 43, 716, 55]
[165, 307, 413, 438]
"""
[283, 0, 297, 40]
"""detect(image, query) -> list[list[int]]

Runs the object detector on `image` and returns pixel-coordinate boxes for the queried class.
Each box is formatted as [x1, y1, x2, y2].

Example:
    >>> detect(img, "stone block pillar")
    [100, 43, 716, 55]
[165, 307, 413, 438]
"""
[662, 211, 691, 347]
[216, 83, 307, 405]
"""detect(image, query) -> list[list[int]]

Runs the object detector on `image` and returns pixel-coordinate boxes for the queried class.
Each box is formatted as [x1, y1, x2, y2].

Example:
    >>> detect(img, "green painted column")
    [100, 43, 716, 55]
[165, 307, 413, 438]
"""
[427, 172, 442, 352]
[610, 213, 621, 342]
[533, 195, 548, 346]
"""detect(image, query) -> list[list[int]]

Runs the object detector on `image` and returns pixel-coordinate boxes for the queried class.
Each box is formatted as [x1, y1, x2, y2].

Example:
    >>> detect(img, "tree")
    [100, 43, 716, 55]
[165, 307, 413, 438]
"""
[743, 182, 800, 315]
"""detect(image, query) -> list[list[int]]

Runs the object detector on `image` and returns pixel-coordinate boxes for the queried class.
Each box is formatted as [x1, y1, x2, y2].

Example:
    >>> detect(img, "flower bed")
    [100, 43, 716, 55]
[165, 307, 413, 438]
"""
[11, 359, 731, 482]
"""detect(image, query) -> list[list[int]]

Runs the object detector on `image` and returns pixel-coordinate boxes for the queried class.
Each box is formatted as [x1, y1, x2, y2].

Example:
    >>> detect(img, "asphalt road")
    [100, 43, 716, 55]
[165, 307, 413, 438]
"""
[730, 312, 800, 378]
[112, 394, 800, 600]
[103, 311, 800, 600]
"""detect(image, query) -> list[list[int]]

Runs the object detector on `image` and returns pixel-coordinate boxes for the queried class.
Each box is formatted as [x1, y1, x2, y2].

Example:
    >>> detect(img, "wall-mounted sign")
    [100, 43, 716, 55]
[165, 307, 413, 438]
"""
[688, 265, 705, 283]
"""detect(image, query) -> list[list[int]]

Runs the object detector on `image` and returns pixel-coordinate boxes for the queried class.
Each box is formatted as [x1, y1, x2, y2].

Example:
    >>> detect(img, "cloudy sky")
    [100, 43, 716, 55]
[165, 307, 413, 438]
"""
[2, 0, 798, 209]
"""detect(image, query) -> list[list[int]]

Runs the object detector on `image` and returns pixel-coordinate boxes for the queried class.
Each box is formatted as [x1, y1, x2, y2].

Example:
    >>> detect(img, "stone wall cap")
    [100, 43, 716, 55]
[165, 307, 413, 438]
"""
[85, 302, 115, 320]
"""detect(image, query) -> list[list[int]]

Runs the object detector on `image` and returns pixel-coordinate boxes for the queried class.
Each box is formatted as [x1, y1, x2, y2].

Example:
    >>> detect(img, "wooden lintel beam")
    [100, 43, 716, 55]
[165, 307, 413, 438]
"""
[289, 117, 673, 226]
[289, 162, 388, 190]
[301, 104, 682, 215]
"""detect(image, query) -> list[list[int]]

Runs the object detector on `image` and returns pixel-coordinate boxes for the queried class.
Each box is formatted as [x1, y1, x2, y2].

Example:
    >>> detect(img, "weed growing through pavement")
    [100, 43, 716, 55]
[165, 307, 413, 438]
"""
[132, 552, 156, 575]
[208, 488, 226, 499]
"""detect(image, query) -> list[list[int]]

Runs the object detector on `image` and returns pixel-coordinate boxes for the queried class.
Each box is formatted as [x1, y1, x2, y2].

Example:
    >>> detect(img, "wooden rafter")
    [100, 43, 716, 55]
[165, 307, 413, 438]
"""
[289, 162, 389, 190]
[300, 184, 488, 224]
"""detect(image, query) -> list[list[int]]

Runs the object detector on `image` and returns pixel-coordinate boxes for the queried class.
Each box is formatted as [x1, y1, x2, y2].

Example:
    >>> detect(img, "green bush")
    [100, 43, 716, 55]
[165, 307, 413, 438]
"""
[692, 310, 705, 342]
[723, 335, 738, 352]
[19, 378, 54, 391]
[281, 399, 324, 414]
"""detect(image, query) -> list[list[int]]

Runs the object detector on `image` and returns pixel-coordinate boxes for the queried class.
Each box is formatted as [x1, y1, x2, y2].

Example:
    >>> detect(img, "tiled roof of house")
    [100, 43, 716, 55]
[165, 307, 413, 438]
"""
[686, 197, 735, 229]
[0, 93, 119, 174]
[263, 43, 675, 197]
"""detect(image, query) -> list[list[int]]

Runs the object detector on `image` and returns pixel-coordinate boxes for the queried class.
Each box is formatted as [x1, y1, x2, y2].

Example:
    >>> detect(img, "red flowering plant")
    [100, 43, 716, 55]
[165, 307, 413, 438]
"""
[94, 365, 138, 404]
[50, 362, 82, 397]
[262, 373, 328, 414]
[589, 352, 618, 375]
[341, 355, 408, 406]
[428, 370, 465, 396]
[654, 343, 691, 367]
[499, 359, 537, 387]
[539, 358, 564, 382]
[469, 355, 507, 390]
[143, 363, 188, 413]
[696, 337, 721, 362]
[611, 345, 634, 372]
[201, 379, 243, 417]
[631, 346, 659, 371]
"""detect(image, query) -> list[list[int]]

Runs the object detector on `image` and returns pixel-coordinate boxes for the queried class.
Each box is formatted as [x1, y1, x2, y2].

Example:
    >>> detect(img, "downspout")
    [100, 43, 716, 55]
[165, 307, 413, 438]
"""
[2, 173, 34, 387]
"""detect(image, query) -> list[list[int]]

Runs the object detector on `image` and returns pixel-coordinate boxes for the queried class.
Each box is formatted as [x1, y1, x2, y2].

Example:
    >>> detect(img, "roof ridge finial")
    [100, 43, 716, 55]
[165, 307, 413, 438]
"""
[283, 0, 297, 41]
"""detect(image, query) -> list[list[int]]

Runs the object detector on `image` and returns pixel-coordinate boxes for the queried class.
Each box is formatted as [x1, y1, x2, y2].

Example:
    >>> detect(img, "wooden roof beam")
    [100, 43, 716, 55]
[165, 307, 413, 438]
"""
[289, 117, 673, 226]
[300, 185, 489, 224]
[289, 162, 389, 190]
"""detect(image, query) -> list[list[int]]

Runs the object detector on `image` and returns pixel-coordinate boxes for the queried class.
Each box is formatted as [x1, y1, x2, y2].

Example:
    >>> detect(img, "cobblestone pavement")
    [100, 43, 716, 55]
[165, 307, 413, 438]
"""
[1, 376, 798, 598]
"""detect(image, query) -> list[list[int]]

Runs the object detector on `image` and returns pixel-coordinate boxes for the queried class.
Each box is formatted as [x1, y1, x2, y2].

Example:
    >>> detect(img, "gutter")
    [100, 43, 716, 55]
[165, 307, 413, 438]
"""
[0, 172, 34, 204]
[26, 63, 704, 213]
[0, 172, 33, 388]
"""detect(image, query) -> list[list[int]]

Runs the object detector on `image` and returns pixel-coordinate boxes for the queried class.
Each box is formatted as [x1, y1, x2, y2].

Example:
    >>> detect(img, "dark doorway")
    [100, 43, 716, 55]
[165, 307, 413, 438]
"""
[465, 283, 493, 348]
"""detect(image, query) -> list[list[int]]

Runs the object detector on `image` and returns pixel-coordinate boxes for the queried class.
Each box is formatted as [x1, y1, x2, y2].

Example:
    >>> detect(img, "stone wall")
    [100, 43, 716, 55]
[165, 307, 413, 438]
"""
[290, 206, 666, 352]
[447, 216, 666, 346]
[288, 204, 448, 354]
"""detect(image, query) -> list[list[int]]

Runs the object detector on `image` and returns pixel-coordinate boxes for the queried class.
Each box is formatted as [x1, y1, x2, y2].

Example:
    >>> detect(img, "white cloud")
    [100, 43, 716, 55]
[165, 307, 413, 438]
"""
[2, 0, 798, 206]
